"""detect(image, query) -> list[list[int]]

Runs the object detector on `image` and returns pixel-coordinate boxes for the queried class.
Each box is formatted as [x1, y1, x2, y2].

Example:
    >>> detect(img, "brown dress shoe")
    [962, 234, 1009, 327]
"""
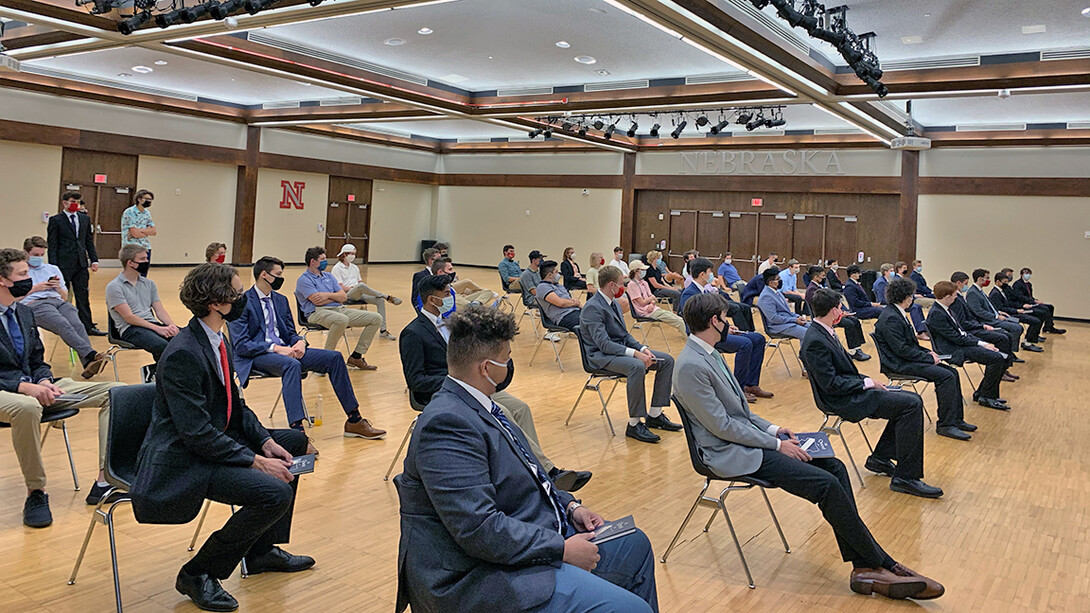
[889, 563, 945, 599]
[344, 418, 386, 439]
[916, 332, 931, 341]
[1001, 372, 1018, 382]
[850, 567, 926, 600]
[347, 356, 377, 371]
[81, 353, 109, 379]
[306, 441, 319, 457]
[744, 385, 774, 399]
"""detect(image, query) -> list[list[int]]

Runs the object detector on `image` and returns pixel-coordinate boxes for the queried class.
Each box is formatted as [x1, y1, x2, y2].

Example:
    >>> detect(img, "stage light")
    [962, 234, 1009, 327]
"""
[746, 114, 765, 131]
[710, 119, 730, 134]
[210, 0, 244, 19]
[766, 116, 786, 127]
[671, 120, 687, 139]
[577, 125, 588, 137]
[543, 128, 553, 138]
[861, 75, 888, 97]
[695, 115, 709, 127]
[561, 122, 573, 131]
[179, 2, 214, 23]
[528, 128, 543, 138]
[735, 111, 753, 124]
[649, 123, 660, 138]
[118, 10, 153, 34]
[750, 0, 771, 7]
[592, 119, 605, 130]
[154, 9, 184, 28]
[626, 122, 638, 138]
[244, 0, 279, 15]
[603, 124, 616, 140]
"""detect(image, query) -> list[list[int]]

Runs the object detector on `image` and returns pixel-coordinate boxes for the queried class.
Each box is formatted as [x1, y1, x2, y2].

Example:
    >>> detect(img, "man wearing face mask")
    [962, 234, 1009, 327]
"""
[716, 252, 745, 294]
[988, 271, 1045, 345]
[825, 259, 844, 291]
[132, 262, 313, 612]
[757, 267, 811, 341]
[121, 189, 157, 276]
[948, 272, 1020, 378]
[19, 236, 108, 379]
[229, 256, 385, 439]
[400, 275, 591, 492]
[1010, 267, 1064, 334]
[908, 260, 935, 302]
[205, 242, 227, 264]
[580, 266, 680, 444]
[295, 246, 383, 371]
[873, 264, 928, 341]
[536, 261, 583, 331]
[965, 269, 1039, 353]
[46, 191, 104, 336]
[432, 257, 498, 307]
[395, 306, 656, 613]
[927, 281, 1011, 411]
[843, 265, 883, 320]
[331, 244, 403, 341]
[498, 244, 523, 292]
[0, 248, 122, 527]
[106, 244, 179, 366]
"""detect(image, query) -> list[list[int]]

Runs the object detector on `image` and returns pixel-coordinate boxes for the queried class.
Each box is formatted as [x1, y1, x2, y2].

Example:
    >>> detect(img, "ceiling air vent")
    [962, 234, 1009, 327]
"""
[247, 32, 429, 86]
[1041, 47, 1090, 61]
[20, 65, 199, 101]
[725, 0, 810, 54]
[319, 96, 363, 106]
[685, 72, 755, 85]
[955, 123, 1027, 132]
[879, 55, 980, 71]
[584, 79, 649, 93]
[495, 86, 554, 97]
[262, 100, 301, 109]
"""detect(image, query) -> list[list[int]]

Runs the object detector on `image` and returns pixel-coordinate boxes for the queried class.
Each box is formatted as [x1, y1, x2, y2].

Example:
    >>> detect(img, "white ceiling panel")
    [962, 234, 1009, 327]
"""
[911, 92, 1090, 127]
[341, 118, 528, 139]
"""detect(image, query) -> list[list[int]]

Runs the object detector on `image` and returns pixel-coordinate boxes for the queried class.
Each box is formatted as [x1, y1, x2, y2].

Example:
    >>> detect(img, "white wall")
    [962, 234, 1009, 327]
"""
[0, 141, 63, 250]
[252, 168, 329, 263]
[260, 129, 440, 173]
[636, 148, 901, 176]
[435, 186, 623, 268]
[369, 180, 437, 262]
[920, 147, 1090, 177]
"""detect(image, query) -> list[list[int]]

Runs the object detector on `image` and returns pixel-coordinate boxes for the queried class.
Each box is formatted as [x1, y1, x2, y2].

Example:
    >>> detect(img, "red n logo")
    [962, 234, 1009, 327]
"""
[279, 181, 306, 209]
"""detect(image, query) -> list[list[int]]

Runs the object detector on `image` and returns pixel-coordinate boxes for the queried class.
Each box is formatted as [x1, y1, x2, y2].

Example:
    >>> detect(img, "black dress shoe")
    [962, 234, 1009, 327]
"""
[936, 426, 971, 441]
[625, 422, 661, 443]
[84, 482, 126, 506]
[645, 413, 683, 431]
[864, 456, 896, 477]
[956, 421, 978, 432]
[1021, 342, 1043, 353]
[86, 327, 108, 337]
[23, 490, 52, 528]
[972, 392, 1007, 403]
[890, 477, 943, 499]
[175, 569, 238, 612]
[551, 469, 593, 492]
[244, 546, 316, 575]
[1011, 356, 1025, 363]
[977, 398, 1010, 411]
[1046, 327, 1066, 334]
[851, 349, 871, 362]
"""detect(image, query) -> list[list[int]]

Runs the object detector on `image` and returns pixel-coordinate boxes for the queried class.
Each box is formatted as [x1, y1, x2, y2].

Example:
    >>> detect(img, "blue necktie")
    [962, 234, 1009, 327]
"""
[262, 297, 282, 344]
[5, 308, 24, 359]
[489, 402, 565, 533]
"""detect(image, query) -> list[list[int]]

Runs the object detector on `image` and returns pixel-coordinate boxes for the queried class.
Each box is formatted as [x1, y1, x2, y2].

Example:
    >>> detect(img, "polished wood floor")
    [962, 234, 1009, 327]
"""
[2, 264, 1086, 612]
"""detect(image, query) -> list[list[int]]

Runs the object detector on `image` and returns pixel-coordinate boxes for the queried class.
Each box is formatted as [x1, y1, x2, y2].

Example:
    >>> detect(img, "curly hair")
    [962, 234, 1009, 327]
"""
[179, 263, 240, 317]
[446, 306, 517, 375]
[887, 276, 917, 305]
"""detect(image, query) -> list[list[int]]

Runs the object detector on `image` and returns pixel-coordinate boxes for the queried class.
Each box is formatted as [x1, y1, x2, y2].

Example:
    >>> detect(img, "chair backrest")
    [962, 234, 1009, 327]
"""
[106, 314, 133, 348]
[671, 395, 719, 480]
[105, 383, 157, 490]
[408, 391, 427, 412]
[754, 303, 789, 340]
[575, 326, 597, 374]
[627, 293, 650, 321]
[868, 331, 895, 375]
[797, 351, 835, 417]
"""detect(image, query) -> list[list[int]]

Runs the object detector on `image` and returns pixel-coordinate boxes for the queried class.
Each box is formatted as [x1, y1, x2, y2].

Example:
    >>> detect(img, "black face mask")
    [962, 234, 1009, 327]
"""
[141, 201, 152, 208]
[495, 358, 514, 392]
[268, 275, 285, 291]
[222, 294, 248, 322]
[135, 261, 151, 276]
[8, 278, 33, 298]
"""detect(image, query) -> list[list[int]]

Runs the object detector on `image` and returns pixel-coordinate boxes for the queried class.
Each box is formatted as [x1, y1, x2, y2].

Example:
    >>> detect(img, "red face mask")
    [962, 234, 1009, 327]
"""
[831, 307, 844, 326]
[612, 284, 626, 299]
[66, 201, 80, 213]
[981, 280, 990, 287]
[600, 258, 606, 266]
[215, 254, 226, 264]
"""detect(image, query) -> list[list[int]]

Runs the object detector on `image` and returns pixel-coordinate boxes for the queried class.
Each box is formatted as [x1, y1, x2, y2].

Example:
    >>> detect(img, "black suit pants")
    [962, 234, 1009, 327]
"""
[62, 266, 94, 330]
[1014, 313, 1043, 342]
[962, 346, 1006, 401]
[869, 390, 925, 481]
[972, 329, 1014, 368]
[1031, 304, 1056, 331]
[748, 450, 892, 569]
[836, 315, 865, 350]
[896, 363, 963, 428]
[184, 428, 308, 579]
[725, 299, 755, 332]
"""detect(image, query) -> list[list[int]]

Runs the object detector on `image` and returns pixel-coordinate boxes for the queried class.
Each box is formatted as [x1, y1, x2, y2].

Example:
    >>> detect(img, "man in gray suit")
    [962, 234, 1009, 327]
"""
[579, 265, 680, 444]
[965, 268, 1039, 353]
[672, 293, 944, 601]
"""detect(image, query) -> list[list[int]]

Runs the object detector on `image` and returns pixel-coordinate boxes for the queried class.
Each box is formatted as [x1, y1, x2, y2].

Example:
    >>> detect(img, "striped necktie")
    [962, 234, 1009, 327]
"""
[489, 402, 565, 533]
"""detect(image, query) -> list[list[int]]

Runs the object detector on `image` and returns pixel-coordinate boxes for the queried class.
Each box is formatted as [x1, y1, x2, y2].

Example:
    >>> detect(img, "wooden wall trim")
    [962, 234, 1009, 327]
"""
[620, 152, 636, 253]
[919, 177, 1090, 198]
[632, 174, 901, 194]
[898, 150, 919, 262]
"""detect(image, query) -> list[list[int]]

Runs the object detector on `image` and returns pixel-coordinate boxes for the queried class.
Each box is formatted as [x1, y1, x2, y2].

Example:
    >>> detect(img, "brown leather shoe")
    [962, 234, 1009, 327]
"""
[81, 353, 109, 379]
[889, 563, 945, 599]
[916, 332, 931, 341]
[744, 392, 758, 403]
[744, 385, 774, 399]
[850, 567, 926, 600]
[344, 418, 386, 439]
[306, 441, 319, 458]
[347, 356, 377, 371]
[1001, 372, 1018, 382]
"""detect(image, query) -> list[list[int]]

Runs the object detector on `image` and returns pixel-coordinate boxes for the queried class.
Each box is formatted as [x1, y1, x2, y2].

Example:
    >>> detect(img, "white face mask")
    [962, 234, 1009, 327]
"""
[345, 254, 356, 264]
[484, 359, 509, 390]
[724, 259, 732, 265]
[637, 270, 646, 279]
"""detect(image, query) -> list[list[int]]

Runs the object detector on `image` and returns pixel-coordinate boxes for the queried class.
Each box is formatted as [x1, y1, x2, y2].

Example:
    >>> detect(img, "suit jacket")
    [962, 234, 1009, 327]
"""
[843, 279, 880, 317]
[827, 270, 844, 291]
[400, 311, 451, 407]
[560, 260, 581, 291]
[393, 378, 576, 613]
[579, 290, 642, 370]
[1011, 279, 1035, 304]
[989, 286, 1021, 315]
[874, 305, 933, 374]
[966, 285, 1002, 325]
[951, 294, 986, 333]
[909, 271, 934, 298]
[411, 268, 431, 311]
[131, 318, 271, 525]
[46, 211, 98, 273]
[740, 275, 764, 305]
[227, 287, 305, 386]
[871, 275, 890, 305]
[673, 338, 777, 478]
[800, 323, 876, 422]
[756, 286, 799, 335]
[925, 304, 981, 365]
[0, 303, 53, 393]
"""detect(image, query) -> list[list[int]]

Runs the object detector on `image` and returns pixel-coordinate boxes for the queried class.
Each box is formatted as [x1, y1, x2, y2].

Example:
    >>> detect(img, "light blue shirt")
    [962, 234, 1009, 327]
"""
[778, 268, 798, 292]
[294, 270, 342, 315]
[121, 205, 154, 249]
[254, 286, 283, 350]
[25, 262, 67, 302]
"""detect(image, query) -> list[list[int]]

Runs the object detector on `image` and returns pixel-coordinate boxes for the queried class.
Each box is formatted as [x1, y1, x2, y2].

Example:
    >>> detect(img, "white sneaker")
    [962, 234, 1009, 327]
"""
[545, 332, 563, 342]
[379, 330, 397, 341]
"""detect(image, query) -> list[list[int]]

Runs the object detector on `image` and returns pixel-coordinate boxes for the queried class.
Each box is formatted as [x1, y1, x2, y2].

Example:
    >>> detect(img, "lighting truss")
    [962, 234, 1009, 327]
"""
[529, 106, 788, 139]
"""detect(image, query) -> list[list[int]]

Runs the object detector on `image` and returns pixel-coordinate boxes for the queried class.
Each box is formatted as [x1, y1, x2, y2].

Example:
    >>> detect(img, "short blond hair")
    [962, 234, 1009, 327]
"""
[646, 250, 662, 264]
[879, 263, 894, 273]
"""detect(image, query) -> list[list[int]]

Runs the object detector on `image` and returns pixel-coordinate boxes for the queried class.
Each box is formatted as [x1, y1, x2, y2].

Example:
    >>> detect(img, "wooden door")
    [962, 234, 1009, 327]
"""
[757, 213, 792, 270]
[327, 176, 373, 262]
[727, 212, 759, 281]
[695, 211, 728, 261]
[666, 210, 697, 272]
[324, 200, 349, 257]
[824, 216, 859, 267]
[59, 148, 138, 262]
[791, 214, 825, 266]
[94, 186, 132, 260]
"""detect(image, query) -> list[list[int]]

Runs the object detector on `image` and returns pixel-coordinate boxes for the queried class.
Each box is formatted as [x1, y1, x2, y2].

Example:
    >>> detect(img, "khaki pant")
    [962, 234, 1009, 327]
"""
[647, 308, 687, 336]
[307, 305, 382, 355]
[345, 282, 389, 330]
[493, 390, 554, 474]
[0, 378, 120, 490]
[915, 296, 936, 309]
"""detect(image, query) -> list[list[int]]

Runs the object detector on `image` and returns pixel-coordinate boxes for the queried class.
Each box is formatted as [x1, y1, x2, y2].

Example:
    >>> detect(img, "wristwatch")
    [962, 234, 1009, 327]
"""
[566, 501, 582, 520]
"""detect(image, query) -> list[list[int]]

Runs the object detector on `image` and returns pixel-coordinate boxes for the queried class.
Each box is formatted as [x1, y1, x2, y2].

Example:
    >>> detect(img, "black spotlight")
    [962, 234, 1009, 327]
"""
[561, 122, 573, 131]
[244, 0, 278, 15]
[861, 75, 889, 97]
[209, 0, 244, 19]
[308, 0, 324, 5]
[735, 111, 753, 125]
[603, 124, 616, 140]
[649, 123, 661, 138]
[179, 1, 214, 23]
[695, 115, 710, 127]
[154, 8, 185, 28]
[626, 122, 638, 138]
[592, 119, 605, 130]
[528, 128, 543, 138]
[709, 119, 730, 135]
[671, 120, 687, 139]
[766, 116, 786, 128]
[746, 115, 765, 131]
[577, 125, 588, 137]
[750, 0, 770, 7]
[543, 128, 554, 138]
[118, 10, 153, 34]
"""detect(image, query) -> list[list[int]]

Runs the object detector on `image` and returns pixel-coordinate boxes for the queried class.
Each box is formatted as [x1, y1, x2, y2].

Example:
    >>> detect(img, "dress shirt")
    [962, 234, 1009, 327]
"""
[294, 270, 342, 315]
[25, 262, 67, 302]
[197, 319, 226, 384]
[66, 211, 79, 235]
[717, 262, 742, 285]
[778, 269, 799, 292]
[815, 319, 876, 389]
[254, 286, 283, 351]
[120, 205, 154, 249]
[609, 258, 630, 277]
[423, 308, 450, 343]
[689, 334, 780, 449]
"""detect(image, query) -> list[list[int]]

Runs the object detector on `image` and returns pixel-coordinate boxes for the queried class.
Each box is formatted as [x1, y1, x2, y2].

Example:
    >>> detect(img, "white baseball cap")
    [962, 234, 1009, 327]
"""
[337, 244, 357, 256]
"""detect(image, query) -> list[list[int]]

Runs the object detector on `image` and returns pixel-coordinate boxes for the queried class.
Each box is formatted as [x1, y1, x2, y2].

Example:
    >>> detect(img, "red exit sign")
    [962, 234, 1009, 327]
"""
[347, 194, 356, 202]
[93, 174, 108, 184]
[751, 198, 763, 207]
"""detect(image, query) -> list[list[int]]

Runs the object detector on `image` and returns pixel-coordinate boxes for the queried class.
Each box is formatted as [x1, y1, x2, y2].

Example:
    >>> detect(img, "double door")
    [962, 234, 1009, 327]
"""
[324, 176, 373, 262]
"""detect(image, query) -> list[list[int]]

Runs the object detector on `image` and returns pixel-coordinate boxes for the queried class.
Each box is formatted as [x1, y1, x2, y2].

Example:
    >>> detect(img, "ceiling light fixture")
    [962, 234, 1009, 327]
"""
[671, 120, 687, 139]
[154, 60, 168, 65]
[384, 37, 406, 46]
[626, 122, 638, 138]
[710, 119, 730, 134]
[1083, 7, 1090, 16]
[543, 127, 553, 138]
[649, 123, 660, 138]
[131, 65, 153, 73]
[209, 0, 245, 20]
[574, 56, 597, 64]
[603, 124, 616, 140]
[528, 128, 544, 138]
[555, 41, 571, 48]
[577, 124, 588, 137]
[418, 27, 433, 34]
[592, 119, 605, 130]
[118, 11, 153, 34]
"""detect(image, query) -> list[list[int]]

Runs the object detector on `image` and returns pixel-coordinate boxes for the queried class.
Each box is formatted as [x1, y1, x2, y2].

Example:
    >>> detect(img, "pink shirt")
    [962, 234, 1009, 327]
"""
[626, 278, 657, 317]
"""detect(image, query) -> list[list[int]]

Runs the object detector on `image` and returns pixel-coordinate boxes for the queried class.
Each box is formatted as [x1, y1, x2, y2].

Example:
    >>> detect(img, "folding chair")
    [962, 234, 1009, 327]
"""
[868, 332, 933, 424]
[528, 307, 575, 372]
[755, 306, 804, 377]
[564, 326, 623, 436]
[104, 317, 141, 383]
[800, 355, 873, 488]
[384, 392, 427, 481]
[628, 298, 670, 351]
[296, 303, 350, 353]
[0, 407, 80, 490]
[660, 396, 790, 588]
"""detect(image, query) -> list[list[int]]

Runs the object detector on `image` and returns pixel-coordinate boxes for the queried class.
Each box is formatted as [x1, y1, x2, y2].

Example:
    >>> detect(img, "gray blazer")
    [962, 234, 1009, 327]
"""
[672, 338, 779, 478]
[965, 285, 1003, 325]
[579, 290, 643, 370]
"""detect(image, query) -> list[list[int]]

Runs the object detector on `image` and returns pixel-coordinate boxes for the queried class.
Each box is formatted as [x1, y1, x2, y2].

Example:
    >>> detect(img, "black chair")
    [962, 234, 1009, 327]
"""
[105, 316, 140, 382]
[516, 287, 543, 339]
[528, 302, 575, 372]
[0, 407, 80, 491]
[627, 295, 670, 351]
[868, 332, 933, 424]
[383, 392, 427, 481]
[296, 301, 350, 353]
[755, 304, 804, 377]
[564, 326, 623, 436]
[799, 354, 873, 489]
[659, 396, 790, 589]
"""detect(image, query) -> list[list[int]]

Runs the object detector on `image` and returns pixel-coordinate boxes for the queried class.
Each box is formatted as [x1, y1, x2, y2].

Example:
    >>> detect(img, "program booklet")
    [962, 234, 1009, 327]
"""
[777, 431, 835, 459]
[289, 453, 316, 476]
[590, 515, 637, 545]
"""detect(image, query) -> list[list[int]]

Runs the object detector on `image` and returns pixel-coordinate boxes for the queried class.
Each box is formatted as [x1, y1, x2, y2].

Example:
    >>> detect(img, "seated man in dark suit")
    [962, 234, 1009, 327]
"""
[909, 260, 936, 301]
[843, 265, 883, 320]
[229, 256, 385, 438]
[401, 274, 590, 491]
[989, 271, 1044, 344]
[394, 306, 658, 613]
[825, 259, 845, 291]
[807, 266, 869, 361]
[874, 277, 974, 440]
[411, 247, 441, 311]
[740, 273, 764, 306]
[948, 273, 1020, 379]
[132, 263, 313, 612]
[674, 293, 943, 601]
[927, 281, 1011, 410]
[1011, 267, 1063, 334]
[873, 263, 928, 340]
[801, 289, 942, 499]
[964, 268, 1037, 353]
[580, 265, 680, 444]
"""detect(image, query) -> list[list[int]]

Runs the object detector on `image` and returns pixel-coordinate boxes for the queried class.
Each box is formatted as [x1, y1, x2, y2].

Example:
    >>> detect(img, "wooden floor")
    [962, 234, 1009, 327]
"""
[2, 263, 1087, 612]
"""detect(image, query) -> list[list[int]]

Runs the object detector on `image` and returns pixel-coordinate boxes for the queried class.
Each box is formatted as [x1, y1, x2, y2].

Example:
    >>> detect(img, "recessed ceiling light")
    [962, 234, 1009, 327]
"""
[1082, 6, 1090, 16]
[1021, 24, 1046, 34]
[596, 69, 611, 76]
[417, 27, 433, 35]
[441, 73, 469, 83]
[555, 41, 571, 48]
[154, 60, 168, 66]
[923, 12, 932, 17]
[384, 37, 406, 46]
[487, 56, 494, 60]
[900, 35, 923, 45]
[131, 65, 153, 74]
[574, 55, 597, 64]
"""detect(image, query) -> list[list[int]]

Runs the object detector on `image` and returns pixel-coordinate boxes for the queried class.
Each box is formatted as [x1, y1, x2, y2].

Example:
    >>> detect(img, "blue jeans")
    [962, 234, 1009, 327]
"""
[715, 331, 766, 388]
[251, 348, 358, 424]
[529, 527, 658, 613]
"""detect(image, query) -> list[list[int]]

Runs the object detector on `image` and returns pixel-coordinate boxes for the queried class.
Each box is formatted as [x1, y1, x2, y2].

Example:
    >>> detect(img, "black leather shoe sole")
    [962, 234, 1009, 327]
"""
[645, 416, 683, 431]
[864, 457, 895, 477]
[1021, 344, 1043, 353]
[936, 427, 971, 441]
[552, 470, 592, 492]
[890, 478, 943, 499]
[245, 555, 315, 575]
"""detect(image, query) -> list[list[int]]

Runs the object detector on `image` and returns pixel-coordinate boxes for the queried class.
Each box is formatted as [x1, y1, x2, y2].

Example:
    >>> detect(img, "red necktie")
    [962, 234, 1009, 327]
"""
[218, 339, 232, 428]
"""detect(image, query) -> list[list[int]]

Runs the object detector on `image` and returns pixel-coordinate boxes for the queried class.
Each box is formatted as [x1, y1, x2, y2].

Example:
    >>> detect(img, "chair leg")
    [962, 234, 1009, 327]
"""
[60, 422, 80, 491]
[565, 377, 593, 426]
[68, 508, 101, 585]
[759, 487, 791, 553]
[528, 334, 547, 367]
[231, 505, 248, 578]
[776, 345, 792, 376]
[717, 493, 756, 589]
[111, 355, 120, 383]
[384, 418, 417, 481]
[660, 480, 710, 563]
[657, 323, 670, 352]
[594, 383, 616, 436]
[551, 334, 569, 372]
[189, 500, 212, 551]
[837, 427, 866, 488]
[105, 505, 124, 613]
[857, 422, 874, 453]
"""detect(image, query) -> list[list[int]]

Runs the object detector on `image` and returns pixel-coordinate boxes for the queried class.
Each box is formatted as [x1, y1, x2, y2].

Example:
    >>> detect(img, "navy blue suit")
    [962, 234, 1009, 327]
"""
[872, 275, 926, 332]
[843, 280, 882, 319]
[740, 275, 764, 306]
[228, 286, 358, 424]
[909, 271, 934, 298]
[394, 378, 657, 613]
[678, 283, 766, 388]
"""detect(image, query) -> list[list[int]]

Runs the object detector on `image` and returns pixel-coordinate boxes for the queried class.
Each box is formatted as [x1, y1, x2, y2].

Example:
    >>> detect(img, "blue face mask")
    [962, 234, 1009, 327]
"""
[318, 259, 328, 271]
[915, 266, 923, 274]
[28, 256, 44, 268]
[441, 292, 456, 317]
[1022, 273, 1031, 282]
[958, 284, 969, 294]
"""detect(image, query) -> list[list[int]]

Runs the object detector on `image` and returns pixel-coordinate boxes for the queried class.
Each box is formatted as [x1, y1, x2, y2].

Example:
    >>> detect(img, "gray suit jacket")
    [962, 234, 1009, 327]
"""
[672, 338, 779, 478]
[579, 290, 643, 370]
[966, 285, 1003, 325]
